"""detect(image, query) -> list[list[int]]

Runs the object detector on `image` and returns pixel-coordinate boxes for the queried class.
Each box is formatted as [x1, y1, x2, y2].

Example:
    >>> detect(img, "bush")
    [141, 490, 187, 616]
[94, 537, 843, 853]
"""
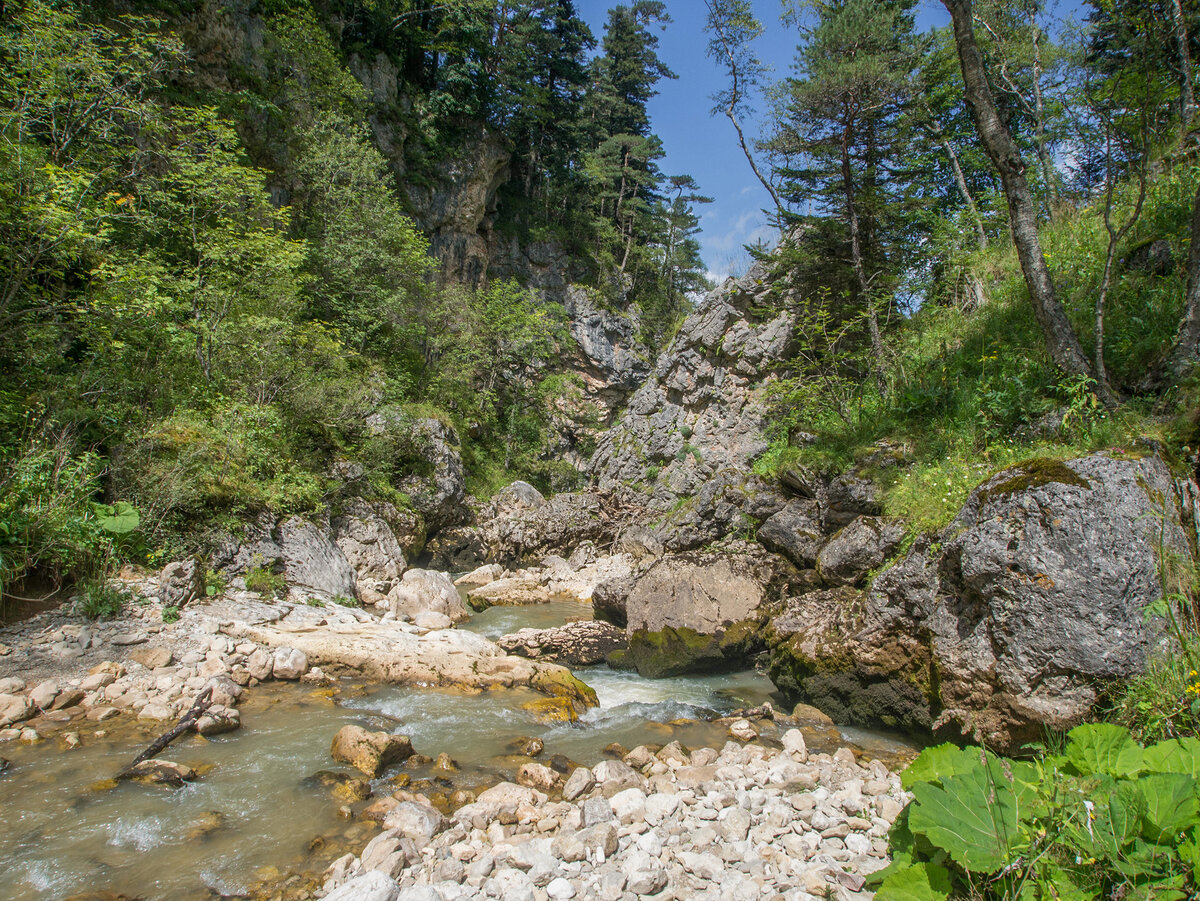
[77, 579, 127, 619]
[0, 435, 114, 596]
[245, 566, 285, 597]
[875, 724, 1200, 901]
[161, 605, 180, 624]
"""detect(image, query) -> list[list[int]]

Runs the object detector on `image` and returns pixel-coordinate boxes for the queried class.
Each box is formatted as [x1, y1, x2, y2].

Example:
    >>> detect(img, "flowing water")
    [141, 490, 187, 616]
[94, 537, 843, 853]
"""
[0, 600, 917, 900]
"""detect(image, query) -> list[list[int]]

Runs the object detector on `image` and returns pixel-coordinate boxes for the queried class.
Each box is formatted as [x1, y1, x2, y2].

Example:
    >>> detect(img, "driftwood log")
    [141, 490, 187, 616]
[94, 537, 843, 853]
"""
[119, 686, 213, 775]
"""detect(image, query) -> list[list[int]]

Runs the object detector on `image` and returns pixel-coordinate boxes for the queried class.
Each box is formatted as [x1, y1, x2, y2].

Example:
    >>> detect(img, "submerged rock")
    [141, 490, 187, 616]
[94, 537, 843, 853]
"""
[120, 760, 197, 787]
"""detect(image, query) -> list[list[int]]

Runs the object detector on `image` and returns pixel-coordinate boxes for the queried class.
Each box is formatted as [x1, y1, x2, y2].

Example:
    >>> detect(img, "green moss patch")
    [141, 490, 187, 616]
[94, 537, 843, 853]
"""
[979, 457, 1091, 505]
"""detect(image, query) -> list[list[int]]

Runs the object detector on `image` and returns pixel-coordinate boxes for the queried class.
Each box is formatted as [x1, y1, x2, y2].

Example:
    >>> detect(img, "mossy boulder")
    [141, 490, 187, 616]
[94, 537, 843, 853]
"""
[763, 451, 1192, 753]
[622, 627, 732, 679]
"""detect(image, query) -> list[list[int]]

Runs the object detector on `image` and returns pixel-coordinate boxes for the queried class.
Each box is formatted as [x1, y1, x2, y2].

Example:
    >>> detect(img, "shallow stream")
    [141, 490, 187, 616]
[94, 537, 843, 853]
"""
[0, 598, 915, 900]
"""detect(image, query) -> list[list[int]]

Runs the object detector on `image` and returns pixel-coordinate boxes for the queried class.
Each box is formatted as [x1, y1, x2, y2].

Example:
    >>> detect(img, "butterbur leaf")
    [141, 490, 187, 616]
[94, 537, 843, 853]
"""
[902, 743, 987, 790]
[875, 862, 952, 901]
[909, 762, 1022, 872]
[1143, 738, 1200, 777]
[1065, 723, 1143, 777]
[1139, 773, 1199, 842]
[93, 501, 140, 535]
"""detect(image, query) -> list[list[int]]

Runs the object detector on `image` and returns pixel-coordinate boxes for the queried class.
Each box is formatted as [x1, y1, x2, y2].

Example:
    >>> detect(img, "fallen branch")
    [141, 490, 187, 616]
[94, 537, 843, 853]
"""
[120, 686, 213, 774]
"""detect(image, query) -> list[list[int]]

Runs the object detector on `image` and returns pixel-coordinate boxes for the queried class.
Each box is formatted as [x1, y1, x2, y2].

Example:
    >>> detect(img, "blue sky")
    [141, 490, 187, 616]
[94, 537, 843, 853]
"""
[572, 1, 1084, 282]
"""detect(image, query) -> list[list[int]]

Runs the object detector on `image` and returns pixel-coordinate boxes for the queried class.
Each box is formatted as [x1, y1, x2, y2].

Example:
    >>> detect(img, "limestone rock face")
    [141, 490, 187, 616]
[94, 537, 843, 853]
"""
[212, 513, 358, 602]
[405, 125, 510, 289]
[757, 500, 825, 569]
[767, 452, 1190, 752]
[589, 257, 795, 505]
[498, 621, 628, 667]
[388, 569, 468, 623]
[562, 286, 651, 419]
[391, 417, 468, 537]
[159, 559, 205, 608]
[332, 500, 409, 604]
[331, 725, 415, 778]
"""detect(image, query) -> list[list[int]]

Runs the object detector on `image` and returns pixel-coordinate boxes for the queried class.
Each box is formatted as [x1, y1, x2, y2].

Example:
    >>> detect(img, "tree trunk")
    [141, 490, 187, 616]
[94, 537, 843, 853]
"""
[942, 0, 1110, 403]
[930, 119, 987, 249]
[1171, 0, 1196, 124]
[841, 123, 888, 400]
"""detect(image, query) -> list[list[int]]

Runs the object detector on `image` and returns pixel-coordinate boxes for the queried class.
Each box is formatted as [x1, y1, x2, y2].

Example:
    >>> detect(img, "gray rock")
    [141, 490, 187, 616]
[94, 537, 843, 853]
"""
[492, 481, 547, 517]
[758, 500, 826, 569]
[768, 452, 1192, 752]
[579, 796, 615, 828]
[816, 516, 905, 587]
[413, 611, 453, 631]
[623, 850, 667, 895]
[332, 500, 409, 603]
[392, 417, 468, 536]
[323, 870, 400, 901]
[591, 759, 642, 796]
[160, 559, 205, 608]
[390, 569, 469, 623]
[212, 512, 359, 602]
[624, 545, 789, 636]
[562, 766, 595, 801]
[382, 801, 446, 849]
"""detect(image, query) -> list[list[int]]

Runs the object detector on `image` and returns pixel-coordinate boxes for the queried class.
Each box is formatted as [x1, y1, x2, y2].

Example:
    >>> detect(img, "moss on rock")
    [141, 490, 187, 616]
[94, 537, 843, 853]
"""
[979, 457, 1091, 505]
[624, 627, 731, 678]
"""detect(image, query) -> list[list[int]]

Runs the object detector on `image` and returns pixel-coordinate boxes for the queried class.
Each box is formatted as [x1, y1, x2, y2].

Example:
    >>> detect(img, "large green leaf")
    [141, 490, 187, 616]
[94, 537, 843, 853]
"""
[875, 862, 952, 901]
[1065, 723, 1144, 778]
[1144, 738, 1200, 777]
[93, 501, 140, 535]
[902, 743, 988, 790]
[1139, 773, 1200, 842]
[909, 762, 1023, 872]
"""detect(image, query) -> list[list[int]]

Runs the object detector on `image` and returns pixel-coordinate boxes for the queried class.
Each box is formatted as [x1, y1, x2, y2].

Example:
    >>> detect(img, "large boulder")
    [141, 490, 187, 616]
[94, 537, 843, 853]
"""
[332, 500, 409, 605]
[816, 516, 906, 587]
[624, 543, 795, 636]
[489, 491, 615, 564]
[388, 569, 468, 622]
[160, 559, 205, 608]
[767, 452, 1192, 752]
[757, 499, 825, 569]
[331, 725, 415, 778]
[364, 411, 468, 537]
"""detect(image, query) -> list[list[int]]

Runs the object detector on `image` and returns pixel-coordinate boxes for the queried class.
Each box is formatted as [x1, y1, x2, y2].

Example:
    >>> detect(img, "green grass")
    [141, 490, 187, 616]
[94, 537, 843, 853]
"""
[245, 566, 285, 597]
[77, 579, 127, 619]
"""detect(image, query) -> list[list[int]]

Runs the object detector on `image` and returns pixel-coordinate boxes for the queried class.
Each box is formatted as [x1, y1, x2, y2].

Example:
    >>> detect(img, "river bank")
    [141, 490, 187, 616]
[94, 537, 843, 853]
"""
[0, 560, 915, 900]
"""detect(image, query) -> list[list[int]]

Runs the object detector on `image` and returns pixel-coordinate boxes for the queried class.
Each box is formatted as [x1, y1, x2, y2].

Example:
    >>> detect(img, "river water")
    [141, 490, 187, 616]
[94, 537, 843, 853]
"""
[0, 599, 914, 900]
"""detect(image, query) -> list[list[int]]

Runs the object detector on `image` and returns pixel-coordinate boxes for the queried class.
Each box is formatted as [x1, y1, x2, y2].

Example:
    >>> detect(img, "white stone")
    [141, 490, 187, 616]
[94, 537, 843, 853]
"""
[323, 870, 400, 901]
[271, 647, 308, 680]
[546, 877, 576, 900]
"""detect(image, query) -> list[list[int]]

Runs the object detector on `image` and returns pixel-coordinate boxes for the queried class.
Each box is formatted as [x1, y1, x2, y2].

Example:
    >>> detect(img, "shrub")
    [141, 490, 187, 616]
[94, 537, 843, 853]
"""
[77, 579, 127, 619]
[331, 594, 360, 608]
[161, 605, 180, 624]
[875, 724, 1200, 901]
[245, 566, 285, 597]
[0, 435, 114, 596]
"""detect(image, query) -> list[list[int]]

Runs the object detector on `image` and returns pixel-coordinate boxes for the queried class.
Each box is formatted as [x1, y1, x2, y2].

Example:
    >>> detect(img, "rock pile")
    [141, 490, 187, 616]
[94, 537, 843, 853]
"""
[321, 731, 904, 901]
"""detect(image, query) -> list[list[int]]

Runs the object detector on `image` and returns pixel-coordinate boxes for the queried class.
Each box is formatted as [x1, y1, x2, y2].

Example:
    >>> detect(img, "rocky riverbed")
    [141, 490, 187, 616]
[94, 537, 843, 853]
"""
[320, 728, 903, 901]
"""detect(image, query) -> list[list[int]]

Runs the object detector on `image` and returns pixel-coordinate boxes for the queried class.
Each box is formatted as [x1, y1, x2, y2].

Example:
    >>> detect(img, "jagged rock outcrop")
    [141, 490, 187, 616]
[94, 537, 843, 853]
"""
[425, 489, 624, 569]
[766, 452, 1190, 752]
[405, 126, 510, 288]
[562, 286, 651, 420]
[365, 411, 469, 538]
[589, 258, 795, 505]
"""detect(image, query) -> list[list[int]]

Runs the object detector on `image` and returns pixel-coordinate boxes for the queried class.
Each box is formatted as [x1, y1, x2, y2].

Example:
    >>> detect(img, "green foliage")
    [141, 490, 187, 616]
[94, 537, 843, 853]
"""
[878, 725, 1200, 901]
[77, 578, 127, 619]
[244, 567, 285, 598]
[161, 604, 180, 624]
[0, 433, 115, 596]
[204, 568, 228, 598]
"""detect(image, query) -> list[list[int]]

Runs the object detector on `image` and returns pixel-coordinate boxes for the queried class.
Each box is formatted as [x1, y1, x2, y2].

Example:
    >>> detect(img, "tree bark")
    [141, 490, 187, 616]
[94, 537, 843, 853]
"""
[1171, 0, 1196, 124]
[941, 0, 1110, 403]
[841, 122, 888, 400]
